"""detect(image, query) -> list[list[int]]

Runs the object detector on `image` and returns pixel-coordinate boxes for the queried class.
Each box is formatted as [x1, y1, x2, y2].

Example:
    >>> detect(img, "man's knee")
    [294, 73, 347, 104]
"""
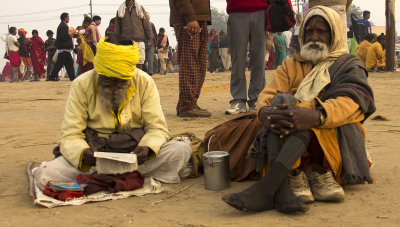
[162, 140, 192, 162]
[270, 93, 297, 107]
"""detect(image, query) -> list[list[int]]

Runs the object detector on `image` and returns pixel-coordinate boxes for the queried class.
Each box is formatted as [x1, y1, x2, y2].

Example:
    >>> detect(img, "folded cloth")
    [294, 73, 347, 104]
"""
[43, 185, 84, 201]
[47, 180, 86, 192]
[76, 171, 144, 195]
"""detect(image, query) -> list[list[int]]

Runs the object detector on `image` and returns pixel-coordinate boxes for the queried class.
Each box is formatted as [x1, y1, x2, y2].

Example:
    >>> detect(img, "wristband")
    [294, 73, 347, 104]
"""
[319, 110, 326, 126]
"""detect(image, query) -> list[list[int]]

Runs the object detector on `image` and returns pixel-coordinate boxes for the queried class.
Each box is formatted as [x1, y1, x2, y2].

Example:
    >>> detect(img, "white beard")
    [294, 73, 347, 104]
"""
[98, 83, 127, 112]
[300, 41, 329, 63]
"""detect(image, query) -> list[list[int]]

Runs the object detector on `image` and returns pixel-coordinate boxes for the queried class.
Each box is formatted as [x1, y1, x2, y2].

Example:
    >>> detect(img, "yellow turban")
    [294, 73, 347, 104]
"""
[94, 37, 140, 80]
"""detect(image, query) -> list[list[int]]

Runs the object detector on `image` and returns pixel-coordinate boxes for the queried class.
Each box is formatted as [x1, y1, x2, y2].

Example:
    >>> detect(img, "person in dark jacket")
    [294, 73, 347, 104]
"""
[219, 30, 230, 71]
[47, 12, 75, 81]
[45, 30, 57, 79]
[169, 0, 212, 118]
[113, 0, 153, 70]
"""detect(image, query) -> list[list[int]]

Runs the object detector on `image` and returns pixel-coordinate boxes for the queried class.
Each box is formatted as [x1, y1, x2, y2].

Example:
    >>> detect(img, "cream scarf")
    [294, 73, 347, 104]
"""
[118, 1, 145, 19]
[294, 6, 349, 102]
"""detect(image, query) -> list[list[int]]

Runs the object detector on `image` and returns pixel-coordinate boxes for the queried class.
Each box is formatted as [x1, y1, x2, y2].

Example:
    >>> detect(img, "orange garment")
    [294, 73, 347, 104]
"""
[366, 42, 385, 70]
[257, 58, 365, 182]
[356, 40, 372, 66]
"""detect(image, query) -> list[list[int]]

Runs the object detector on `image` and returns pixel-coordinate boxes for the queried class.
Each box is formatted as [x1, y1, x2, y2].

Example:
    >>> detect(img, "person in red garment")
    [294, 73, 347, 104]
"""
[29, 30, 47, 81]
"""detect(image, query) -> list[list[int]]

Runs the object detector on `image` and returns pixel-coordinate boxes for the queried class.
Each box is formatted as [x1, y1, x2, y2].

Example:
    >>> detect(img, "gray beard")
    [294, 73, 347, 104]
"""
[300, 41, 329, 64]
[98, 83, 128, 113]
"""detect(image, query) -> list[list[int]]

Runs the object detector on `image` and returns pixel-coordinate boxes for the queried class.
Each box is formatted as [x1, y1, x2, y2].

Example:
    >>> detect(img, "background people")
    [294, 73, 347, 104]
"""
[47, 13, 75, 81]
[113, 0, 153, 70]
[29, 30, 46, 81]
[6, 27, 21, 82]
[44, 30, 57, 80]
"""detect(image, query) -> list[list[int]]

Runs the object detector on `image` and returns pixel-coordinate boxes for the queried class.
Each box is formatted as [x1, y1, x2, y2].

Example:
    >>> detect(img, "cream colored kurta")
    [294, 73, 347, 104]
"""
[59, 69, 170, 170]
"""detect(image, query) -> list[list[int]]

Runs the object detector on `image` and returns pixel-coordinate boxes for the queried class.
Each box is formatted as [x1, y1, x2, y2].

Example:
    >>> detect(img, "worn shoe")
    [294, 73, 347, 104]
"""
[225, 102, 247, 115]
[306, 165, 345, 202]
[178, 108, 211, 118]
[288, 170, 314, 204]
[196, 107, 210, 113]
[248, 103, 257, 112]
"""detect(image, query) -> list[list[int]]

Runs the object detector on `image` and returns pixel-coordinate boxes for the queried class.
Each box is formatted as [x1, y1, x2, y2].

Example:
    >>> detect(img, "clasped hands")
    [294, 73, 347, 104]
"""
[259, 104, 321, 138]
[184, 21, 201, 37]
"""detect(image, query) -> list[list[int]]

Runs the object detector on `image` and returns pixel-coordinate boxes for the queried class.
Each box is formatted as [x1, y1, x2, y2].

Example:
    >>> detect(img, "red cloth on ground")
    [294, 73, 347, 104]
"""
[226, 0, 268, 14]
[76, 171, 144, 195]
[30, 35, 46, 75]
[43, 185, 84, 201]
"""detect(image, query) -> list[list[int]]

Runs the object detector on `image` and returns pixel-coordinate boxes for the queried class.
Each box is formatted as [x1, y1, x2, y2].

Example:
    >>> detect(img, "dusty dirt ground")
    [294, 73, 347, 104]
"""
[0, 70, 399, 226]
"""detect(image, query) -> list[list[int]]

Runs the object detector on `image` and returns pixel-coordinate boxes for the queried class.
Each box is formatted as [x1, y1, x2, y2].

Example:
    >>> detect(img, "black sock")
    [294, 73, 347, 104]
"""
[222, 128, 311, 212]
[276, 131, 311, 170]
[268, 132, 309, 213]
[222, 162, 288, 212]
[267, 132, 281, 164]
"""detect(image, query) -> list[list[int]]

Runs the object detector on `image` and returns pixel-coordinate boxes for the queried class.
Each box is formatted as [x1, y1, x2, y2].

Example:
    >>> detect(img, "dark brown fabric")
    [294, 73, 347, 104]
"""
[76, 171, 144, 195]
[53, 128, 145, 158]
[203, 112, 263, 181]
[85, 128, 145, 153]
[169, 0, 212, 26]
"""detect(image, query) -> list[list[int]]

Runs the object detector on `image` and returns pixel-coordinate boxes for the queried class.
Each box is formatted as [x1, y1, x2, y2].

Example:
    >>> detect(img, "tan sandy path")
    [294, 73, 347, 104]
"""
[0, 71, 399, 226]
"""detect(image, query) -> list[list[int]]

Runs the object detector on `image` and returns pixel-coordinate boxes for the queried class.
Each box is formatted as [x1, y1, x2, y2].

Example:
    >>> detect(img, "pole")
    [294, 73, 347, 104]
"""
[385, 0, 395, 71]
[297, 0, 300, 13]
[90, 0, 93, 18]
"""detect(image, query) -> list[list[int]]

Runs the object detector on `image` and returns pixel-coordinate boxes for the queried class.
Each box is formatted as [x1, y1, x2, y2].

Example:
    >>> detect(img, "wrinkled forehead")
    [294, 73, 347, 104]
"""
[304, 15, 330, 31]
[300, 9, 333, 46]
[99, 74, 127, 83]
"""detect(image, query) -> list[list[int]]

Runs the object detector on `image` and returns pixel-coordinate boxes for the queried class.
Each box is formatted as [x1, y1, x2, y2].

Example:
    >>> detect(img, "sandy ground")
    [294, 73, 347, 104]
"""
[0, 70, 400, 226]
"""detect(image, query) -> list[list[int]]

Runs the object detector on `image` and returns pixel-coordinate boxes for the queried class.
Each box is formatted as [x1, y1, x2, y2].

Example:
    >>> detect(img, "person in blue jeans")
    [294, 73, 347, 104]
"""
[144, 12, 157, 76]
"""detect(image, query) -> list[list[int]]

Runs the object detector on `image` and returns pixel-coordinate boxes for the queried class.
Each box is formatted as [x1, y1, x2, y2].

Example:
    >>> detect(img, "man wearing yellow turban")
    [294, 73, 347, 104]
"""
[223, 6, 375, 214]
[33, 38, 193, 190]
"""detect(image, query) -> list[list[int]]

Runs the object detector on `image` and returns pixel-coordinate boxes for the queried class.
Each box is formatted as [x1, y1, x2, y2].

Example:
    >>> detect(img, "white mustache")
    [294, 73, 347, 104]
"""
[300, 41, 329, 63]
[303, 41, 327, 50]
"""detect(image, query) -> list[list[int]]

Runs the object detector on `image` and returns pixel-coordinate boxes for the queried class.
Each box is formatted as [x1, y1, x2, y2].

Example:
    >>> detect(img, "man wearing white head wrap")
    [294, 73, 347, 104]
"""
[309, 0, 353, 39]
[222, 6, 375, 214]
